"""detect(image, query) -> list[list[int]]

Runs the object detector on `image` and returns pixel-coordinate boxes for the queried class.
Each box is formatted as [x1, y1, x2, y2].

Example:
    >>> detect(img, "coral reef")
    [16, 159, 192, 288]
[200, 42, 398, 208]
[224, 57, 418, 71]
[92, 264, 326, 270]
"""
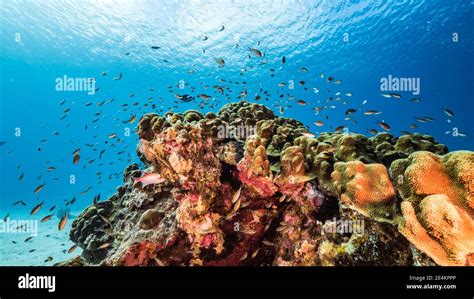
[66, 101, 473, 266]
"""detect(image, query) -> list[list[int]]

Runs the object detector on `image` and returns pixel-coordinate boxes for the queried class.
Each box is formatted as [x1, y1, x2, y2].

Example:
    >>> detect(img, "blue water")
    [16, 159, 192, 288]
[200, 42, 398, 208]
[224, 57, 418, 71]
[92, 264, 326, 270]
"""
[0, 0, 473, 220]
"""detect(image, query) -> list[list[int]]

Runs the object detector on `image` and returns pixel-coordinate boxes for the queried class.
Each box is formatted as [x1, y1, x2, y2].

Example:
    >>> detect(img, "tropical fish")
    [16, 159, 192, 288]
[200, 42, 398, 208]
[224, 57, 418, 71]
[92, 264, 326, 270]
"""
[364, 110, 382, 115]
[113, 73, 123, 81]
[297, 100, 307, 105]
[442, 107, 455, 117]
[40, 215, 53, 222]
[377, 120, 391, 131]
[198, 94, 211, 99]
[366, 129, 378, 135]
[58, 214, 68, 231]
[67, 244, 78, 254]
[133, 172, 166, 187]
[232, 186, 242, 204]
[381, 93, 401, 99]
[314, 121, 324, 126]
[334, 125, 345, 133]
[177, 94, 195, 102]
[34, 184, 45, 193]
[345, 109, 356, 115]
[262, 240, 275, 247]
[30, 202, 44, 215]
[214, 57, 225, 67]
[97, 242, 111, 250]
[248, 48, 263, 58]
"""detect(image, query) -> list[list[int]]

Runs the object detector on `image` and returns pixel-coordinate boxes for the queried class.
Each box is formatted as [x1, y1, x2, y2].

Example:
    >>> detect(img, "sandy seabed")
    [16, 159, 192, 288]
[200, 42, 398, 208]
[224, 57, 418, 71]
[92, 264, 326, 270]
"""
[0, 211, 81, 266]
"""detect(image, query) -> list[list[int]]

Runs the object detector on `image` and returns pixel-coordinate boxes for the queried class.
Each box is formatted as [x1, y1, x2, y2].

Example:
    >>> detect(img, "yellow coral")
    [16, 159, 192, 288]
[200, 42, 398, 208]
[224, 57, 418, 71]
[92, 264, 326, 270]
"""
[275, 146, 316, 185]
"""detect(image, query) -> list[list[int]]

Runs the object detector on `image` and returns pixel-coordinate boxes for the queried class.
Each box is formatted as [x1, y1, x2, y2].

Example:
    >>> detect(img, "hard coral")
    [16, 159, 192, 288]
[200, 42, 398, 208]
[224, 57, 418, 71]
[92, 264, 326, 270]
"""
[331, 161, 398, 223]
[237, 136, 278, 197]
[391, 151, 474, 265]
[391, 151, 473, 212]
[399, 195, 473, 266]
[64, 101, 472, 267]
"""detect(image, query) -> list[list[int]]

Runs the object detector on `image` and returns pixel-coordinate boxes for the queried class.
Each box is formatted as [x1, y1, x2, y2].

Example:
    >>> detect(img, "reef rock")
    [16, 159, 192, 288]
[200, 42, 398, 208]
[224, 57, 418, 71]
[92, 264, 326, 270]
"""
[65, 101, 472, 267]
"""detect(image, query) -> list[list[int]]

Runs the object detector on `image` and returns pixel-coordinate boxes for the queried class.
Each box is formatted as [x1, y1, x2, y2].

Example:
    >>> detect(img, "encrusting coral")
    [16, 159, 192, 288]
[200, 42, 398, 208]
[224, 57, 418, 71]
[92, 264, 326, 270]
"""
[391, 151, 474, 265]
[331, 161, 398, 223]
[65, 101, 473, 267]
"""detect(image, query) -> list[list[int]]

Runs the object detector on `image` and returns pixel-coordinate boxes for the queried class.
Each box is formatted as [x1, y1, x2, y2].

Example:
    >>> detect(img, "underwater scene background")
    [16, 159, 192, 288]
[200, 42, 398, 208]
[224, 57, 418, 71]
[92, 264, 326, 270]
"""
[0, 0, 472, 266]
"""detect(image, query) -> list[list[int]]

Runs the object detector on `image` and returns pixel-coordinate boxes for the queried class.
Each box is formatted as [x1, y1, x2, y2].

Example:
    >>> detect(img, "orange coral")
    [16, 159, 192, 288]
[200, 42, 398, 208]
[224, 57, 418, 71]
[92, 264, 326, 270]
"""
[391, 151, 473, 212]
[391, 151, 474, 265]
[399, 194, 474, 266]
[331, 161, 397, 222]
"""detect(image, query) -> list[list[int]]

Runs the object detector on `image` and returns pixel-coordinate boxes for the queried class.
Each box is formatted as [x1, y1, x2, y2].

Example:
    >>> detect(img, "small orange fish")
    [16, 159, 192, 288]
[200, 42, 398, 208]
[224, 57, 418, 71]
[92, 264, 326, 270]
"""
[297, 100, 307, 105]
[377, 120, 391, 131]
[40, 214, 52, 222]
[67, 244, 78, 254]
[334, 125, 345, 133]
[73, 154, 80, 164]
[30, 202, 44, 215]
[198, 94, 211, 99]
[34, 184, 45, 193]
[58, 214, 68, 231]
